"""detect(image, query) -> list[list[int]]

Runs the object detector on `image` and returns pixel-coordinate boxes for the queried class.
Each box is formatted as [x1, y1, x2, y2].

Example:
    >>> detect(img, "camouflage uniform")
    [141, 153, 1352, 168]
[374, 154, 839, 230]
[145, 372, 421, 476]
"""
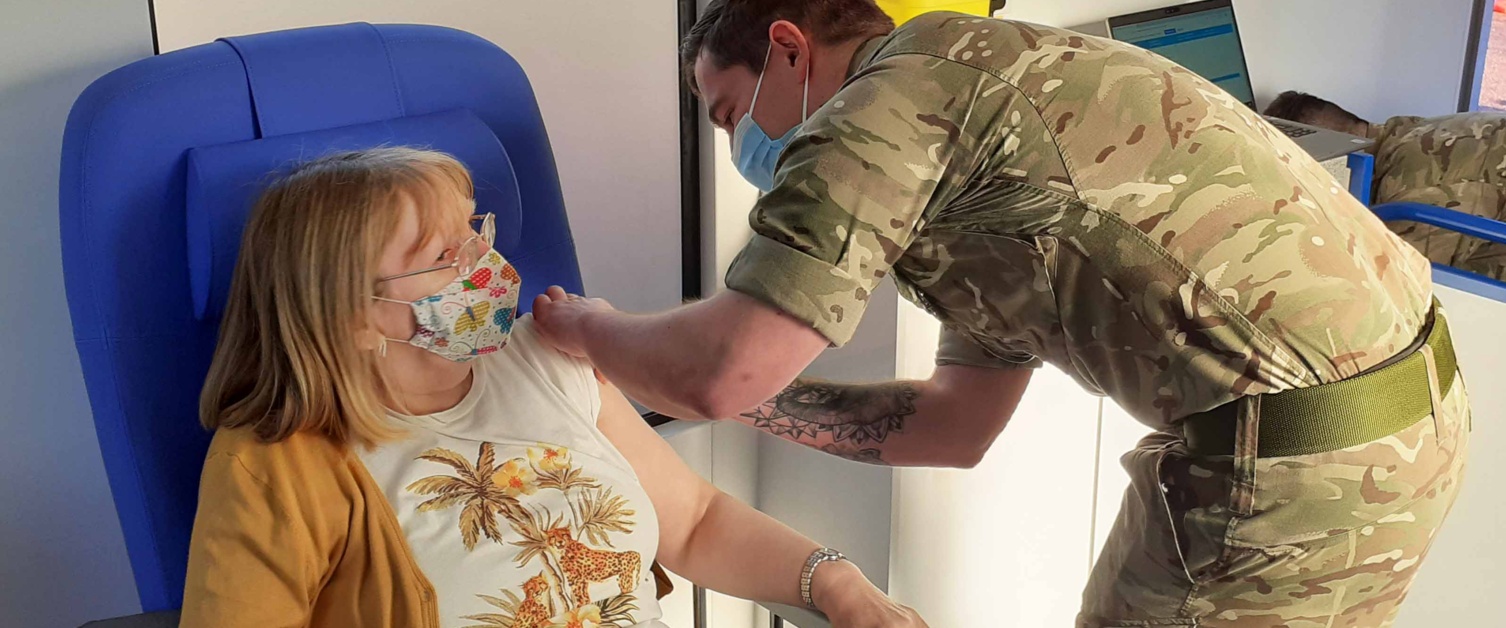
[1374, 113, 1506, 279]
[722, 13, 1470, 626]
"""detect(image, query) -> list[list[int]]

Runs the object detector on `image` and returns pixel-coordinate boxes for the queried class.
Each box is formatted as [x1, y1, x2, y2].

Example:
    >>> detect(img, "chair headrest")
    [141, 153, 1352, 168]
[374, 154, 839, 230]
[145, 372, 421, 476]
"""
[186, 108, 522, 321]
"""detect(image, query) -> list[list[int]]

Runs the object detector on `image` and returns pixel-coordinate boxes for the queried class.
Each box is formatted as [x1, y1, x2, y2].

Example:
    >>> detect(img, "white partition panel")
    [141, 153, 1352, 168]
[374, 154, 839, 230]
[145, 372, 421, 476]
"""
[890, 300, 1102, 625]
[1091, 401, 1153, 562]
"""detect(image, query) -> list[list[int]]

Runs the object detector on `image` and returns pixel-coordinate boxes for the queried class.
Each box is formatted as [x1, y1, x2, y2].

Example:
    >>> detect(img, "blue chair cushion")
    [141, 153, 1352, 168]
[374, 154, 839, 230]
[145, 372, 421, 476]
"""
[186, 108, 523, 321]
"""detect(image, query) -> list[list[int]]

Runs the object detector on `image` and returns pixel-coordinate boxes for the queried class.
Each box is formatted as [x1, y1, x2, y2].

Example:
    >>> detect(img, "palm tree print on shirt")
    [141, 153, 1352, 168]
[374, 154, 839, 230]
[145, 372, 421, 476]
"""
[409, 442, 645, 628]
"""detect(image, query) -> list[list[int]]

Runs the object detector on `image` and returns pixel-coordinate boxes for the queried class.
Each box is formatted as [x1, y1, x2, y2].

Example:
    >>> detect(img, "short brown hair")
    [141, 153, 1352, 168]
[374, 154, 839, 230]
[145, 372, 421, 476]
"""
[200, 148, 475, 447]
[681, 0, 896, 95]
[1264, 91, 1367, 129]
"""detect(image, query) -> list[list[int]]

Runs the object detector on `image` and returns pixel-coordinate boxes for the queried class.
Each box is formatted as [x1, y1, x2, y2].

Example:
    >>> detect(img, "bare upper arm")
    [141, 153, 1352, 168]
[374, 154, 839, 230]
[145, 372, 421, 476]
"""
[932, 363, 1032, 417]
[928, 364, 1033, 458]
[694, 290, 829, 418]
[594, 376, 716, 571]
[858, 364, 1032, 469]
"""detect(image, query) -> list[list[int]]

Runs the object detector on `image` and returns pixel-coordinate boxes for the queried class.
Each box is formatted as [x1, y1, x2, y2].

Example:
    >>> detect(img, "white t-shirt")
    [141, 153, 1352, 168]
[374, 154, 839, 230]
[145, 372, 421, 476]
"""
[358, 316, 666, 628]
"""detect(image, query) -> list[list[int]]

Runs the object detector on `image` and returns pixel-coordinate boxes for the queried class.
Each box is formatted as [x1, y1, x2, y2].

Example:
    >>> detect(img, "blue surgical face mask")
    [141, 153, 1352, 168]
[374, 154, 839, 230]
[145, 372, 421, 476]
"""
[731, 47, 810, 192]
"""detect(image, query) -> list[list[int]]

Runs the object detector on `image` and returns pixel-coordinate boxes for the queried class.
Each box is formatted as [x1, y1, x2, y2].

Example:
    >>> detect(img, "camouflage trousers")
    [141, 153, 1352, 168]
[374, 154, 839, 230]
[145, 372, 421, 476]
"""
[1079, 358, 1470, 626]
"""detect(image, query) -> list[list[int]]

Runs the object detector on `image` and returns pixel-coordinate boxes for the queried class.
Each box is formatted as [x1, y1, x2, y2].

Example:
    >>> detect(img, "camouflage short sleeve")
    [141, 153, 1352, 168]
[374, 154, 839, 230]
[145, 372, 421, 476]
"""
[724, 54, 1002, 346]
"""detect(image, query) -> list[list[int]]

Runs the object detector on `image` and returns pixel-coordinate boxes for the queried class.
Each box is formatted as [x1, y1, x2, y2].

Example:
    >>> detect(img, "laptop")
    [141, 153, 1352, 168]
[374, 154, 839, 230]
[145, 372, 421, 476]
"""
[1106, 0, 1373, 161]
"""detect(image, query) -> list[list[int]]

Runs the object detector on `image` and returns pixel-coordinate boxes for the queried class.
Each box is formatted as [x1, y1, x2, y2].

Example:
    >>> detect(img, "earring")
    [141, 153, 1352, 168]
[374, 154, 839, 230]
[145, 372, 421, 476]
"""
[377, 336, 389, 358]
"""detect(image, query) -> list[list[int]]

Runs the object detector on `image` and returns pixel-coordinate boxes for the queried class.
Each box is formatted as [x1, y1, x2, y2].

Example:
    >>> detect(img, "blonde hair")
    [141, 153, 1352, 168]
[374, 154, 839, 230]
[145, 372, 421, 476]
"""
[200, 147, 475, 447]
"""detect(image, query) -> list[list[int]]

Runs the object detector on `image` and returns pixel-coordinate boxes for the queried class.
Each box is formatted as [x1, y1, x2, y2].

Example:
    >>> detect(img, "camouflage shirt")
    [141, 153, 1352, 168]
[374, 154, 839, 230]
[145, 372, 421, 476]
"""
[724, 14, 1432, 429]
[1373, 112, 1506, 278]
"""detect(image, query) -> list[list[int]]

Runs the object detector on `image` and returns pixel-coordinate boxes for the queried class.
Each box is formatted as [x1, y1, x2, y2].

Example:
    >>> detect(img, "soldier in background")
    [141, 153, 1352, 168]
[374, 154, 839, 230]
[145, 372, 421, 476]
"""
[1267, 90, 1506, 279]
[535, 2, 1469, 626]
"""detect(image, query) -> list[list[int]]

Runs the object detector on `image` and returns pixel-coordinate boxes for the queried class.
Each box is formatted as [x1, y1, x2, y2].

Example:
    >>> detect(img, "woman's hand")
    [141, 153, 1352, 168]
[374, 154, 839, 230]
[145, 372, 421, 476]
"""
[812, 560, 929, 628]
[532, 285, 614, 358]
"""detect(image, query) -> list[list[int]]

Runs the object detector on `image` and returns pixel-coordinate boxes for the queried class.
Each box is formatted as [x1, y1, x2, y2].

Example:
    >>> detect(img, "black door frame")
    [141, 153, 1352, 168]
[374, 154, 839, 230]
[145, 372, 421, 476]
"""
[1460, 0, 1495, 112]
[678, 0, 704, 302]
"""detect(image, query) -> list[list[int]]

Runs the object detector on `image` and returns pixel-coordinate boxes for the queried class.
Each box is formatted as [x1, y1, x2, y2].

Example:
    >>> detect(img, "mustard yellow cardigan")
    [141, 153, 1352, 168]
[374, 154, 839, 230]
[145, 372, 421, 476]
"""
[180, 427, 668, 628]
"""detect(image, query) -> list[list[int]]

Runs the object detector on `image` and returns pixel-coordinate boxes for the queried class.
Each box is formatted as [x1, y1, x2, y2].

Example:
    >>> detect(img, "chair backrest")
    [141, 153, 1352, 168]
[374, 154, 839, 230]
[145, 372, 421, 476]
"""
[59, 23, 583, 612]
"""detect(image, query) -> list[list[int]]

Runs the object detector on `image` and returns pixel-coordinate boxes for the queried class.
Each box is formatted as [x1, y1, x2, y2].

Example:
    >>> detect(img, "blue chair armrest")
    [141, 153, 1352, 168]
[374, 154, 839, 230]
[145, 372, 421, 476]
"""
[80, 610, 180, 628]
[1347, 152, 1375, 205]
[1372, 202, 1506, 302]
[1372, 202, 1506, 247]
[1431, 264, 1506, 303]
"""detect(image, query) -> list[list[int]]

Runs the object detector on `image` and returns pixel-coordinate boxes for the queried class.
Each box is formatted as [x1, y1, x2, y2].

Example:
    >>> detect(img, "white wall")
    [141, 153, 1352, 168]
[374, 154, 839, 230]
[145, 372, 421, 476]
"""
[1236, 0, 1474, 118]
[1004, 0, 1475, 118]
[153, 0, 686, 314]
[0, 1, 152, 626]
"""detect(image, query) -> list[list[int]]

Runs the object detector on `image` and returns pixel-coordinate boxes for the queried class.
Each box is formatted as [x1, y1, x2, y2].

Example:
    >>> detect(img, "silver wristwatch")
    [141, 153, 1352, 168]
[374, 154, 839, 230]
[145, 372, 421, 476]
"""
[800, 547, 848, 609]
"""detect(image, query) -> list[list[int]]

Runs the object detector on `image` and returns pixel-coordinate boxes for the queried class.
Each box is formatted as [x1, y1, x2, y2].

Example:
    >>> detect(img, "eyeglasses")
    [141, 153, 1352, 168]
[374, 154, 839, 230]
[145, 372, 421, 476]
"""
[376, 213, 496, 283]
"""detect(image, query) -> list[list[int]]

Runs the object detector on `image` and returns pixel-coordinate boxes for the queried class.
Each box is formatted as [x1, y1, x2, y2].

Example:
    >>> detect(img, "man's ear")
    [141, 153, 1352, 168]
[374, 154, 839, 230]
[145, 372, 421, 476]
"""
[767, 19, 810, 69]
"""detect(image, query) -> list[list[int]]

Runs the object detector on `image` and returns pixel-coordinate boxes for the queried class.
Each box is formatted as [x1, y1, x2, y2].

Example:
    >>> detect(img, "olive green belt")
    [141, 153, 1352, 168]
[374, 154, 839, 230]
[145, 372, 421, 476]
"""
[1183, 303, 1457, 458]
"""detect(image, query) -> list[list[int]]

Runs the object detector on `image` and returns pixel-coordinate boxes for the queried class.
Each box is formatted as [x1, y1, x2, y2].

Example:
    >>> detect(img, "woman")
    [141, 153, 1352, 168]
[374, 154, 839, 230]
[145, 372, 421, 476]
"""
[180, 148, 923, 628]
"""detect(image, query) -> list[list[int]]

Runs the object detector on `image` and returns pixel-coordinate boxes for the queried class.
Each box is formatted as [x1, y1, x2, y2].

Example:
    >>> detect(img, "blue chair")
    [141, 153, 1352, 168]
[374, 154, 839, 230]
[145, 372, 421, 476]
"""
[1350, 152, 1506, 304]
[60, 23, 583, 624]
[1372, 202, 1506, 303]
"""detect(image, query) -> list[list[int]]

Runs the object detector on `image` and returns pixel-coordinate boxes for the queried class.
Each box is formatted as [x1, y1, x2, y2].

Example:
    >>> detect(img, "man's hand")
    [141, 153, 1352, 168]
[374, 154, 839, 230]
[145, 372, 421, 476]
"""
[532, 285, 614, 358]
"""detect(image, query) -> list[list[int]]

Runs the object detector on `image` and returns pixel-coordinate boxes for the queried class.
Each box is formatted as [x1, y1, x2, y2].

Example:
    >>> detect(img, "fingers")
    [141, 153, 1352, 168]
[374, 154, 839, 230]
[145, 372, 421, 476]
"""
[533, 286, 569, 319]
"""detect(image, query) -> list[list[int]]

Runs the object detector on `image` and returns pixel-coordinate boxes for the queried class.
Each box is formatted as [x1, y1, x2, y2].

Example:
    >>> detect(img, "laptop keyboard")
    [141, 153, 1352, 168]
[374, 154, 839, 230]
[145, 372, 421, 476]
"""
[1269, 119, 1318, 138]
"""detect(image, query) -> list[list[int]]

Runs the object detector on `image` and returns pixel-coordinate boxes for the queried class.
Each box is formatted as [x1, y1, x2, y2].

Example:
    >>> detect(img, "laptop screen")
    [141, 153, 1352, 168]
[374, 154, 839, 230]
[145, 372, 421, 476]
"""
[1108, 3, 1256, 108]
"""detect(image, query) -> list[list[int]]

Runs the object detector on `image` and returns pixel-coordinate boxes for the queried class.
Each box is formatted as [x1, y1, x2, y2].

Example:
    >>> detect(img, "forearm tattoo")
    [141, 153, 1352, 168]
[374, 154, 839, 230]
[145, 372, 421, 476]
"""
[740, 380, 920, 446]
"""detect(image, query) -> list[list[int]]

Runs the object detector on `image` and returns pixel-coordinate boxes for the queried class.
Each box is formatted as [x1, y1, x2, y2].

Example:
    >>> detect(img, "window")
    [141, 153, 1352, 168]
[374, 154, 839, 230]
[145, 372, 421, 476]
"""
[1470, 1, 1505, 111]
